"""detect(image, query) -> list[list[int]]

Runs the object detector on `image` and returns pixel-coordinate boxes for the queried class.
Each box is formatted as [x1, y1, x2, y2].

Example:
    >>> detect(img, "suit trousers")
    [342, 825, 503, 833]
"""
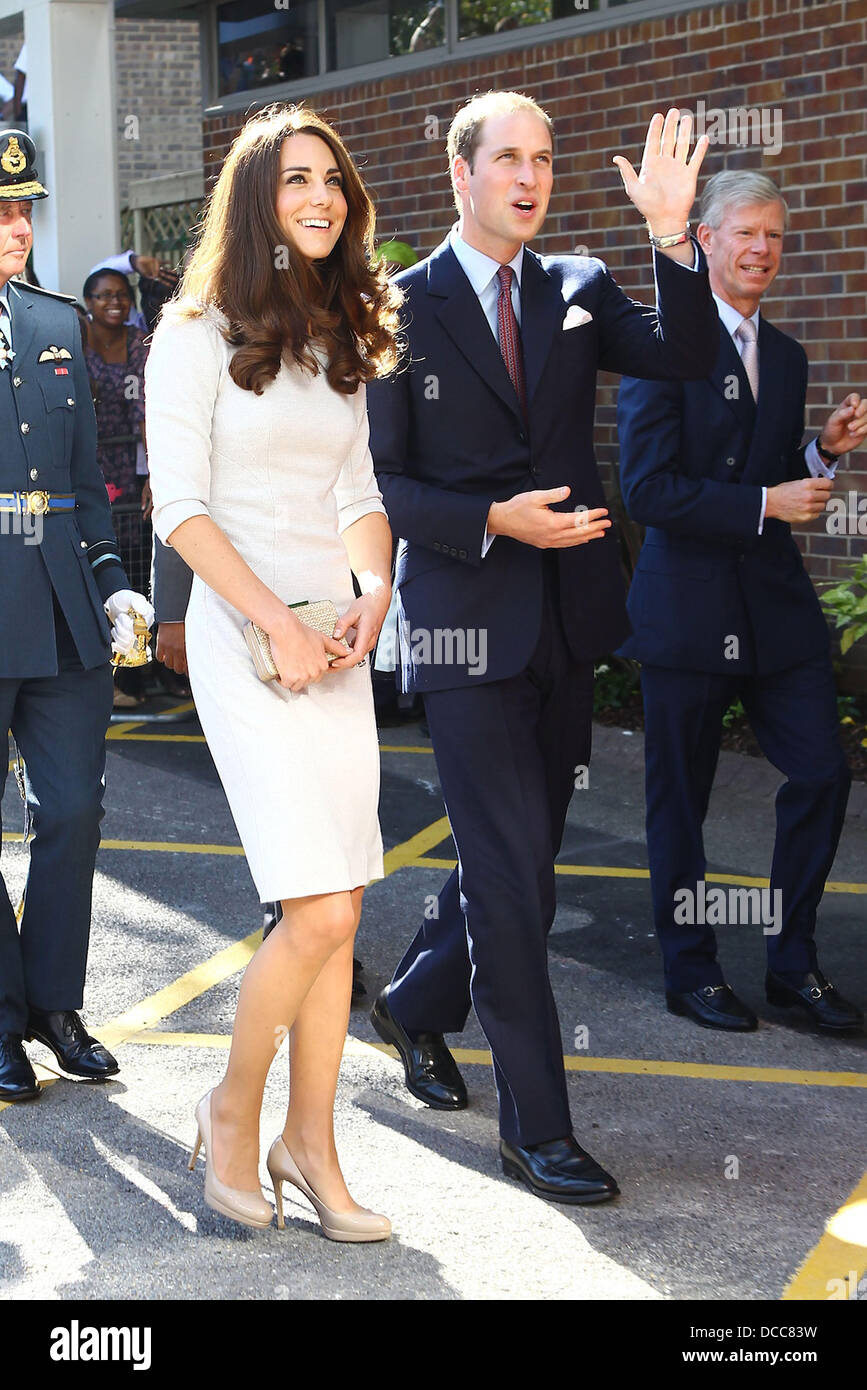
[388, 556, 595, 1147]
[641, 655, 851, 992]
[0, 603, 113, 1033]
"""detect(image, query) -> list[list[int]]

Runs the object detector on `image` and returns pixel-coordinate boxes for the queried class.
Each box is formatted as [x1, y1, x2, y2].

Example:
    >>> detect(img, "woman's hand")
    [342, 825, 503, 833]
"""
[328, 587, 392, 671]
[269, 612, 349, 693]
[155, 620, 188, 675]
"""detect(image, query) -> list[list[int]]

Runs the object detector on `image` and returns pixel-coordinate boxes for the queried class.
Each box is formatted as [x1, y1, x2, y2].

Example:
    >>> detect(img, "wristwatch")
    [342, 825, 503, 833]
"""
[816, 437, 840, 464]
[647, 223, 691, 248]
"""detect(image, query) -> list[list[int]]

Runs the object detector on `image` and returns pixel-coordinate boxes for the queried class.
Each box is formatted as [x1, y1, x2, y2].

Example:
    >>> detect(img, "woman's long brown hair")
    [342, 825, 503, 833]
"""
[171, 104, 403, 394]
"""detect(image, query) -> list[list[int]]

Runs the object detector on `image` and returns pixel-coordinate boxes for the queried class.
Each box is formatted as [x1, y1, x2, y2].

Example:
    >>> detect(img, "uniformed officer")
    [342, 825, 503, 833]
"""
[0, 131, 154, 1101]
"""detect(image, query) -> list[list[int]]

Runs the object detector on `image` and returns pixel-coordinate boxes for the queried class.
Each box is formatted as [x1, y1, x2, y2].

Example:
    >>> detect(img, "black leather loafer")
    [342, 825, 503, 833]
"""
[666, 984, 758, 1031]
[25, 1010, 120, 1080]
[0, 1034, 41, 1101]
[370, 989, 467, 1110]
[501, 1135, 619, 1205]
[766, 970, 864, 1034]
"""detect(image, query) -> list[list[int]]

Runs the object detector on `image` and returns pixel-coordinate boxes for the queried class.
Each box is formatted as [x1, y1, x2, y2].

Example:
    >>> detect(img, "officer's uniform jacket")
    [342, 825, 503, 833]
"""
[0, 280, 129, 678]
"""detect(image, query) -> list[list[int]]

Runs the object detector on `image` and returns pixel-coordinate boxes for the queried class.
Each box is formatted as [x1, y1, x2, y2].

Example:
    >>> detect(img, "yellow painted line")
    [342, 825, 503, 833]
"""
[97, 929, 263, 1050]
[382, 816, 452, 875]
[783, 1171, 867, 1300]
[413, 857, 867, 895]
[93, 816, 456, 1049]
[105, 733, 207, 743]
[377, 744, 435, 754]
[106, 699, 195, 739]
[2, 832, 244, 855]
[122, 1032, 867, 1090]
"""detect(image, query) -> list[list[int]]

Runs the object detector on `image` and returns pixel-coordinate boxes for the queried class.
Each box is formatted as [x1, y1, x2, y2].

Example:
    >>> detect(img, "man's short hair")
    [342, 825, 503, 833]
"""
[699, 170, 788, 231]
[446, 90, 554, 210]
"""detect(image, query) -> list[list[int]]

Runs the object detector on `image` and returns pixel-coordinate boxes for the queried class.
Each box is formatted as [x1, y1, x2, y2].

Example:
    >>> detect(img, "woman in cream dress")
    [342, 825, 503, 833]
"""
[145, 105, 402, 1240]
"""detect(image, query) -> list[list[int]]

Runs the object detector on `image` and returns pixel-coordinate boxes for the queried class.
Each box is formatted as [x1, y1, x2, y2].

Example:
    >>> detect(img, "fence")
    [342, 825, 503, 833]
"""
[120, 170, 205, 267]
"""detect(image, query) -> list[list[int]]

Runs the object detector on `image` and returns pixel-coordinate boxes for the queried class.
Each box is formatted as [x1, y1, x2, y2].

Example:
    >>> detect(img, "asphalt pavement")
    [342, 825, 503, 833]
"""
[1, 700, 865, 1302]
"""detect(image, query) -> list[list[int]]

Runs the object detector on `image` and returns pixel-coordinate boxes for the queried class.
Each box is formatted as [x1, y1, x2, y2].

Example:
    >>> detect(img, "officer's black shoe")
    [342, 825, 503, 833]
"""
[370, 989, 467, 1110]
[666, 983, 758, 1031]
[766, 970, 864, 1034]
[501, 1135, 620, 1205]
[25, 1010, 120, 1080]
[0, 1034, 41, 1102]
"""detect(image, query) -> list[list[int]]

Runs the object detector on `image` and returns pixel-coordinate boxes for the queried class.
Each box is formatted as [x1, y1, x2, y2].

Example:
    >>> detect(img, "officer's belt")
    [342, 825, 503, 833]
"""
[0, 491, 76, 516]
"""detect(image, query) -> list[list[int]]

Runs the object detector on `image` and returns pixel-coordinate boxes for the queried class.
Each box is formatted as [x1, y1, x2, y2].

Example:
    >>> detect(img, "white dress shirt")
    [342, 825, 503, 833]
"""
[712, 292, 833, 533]
[0, 285, 13, 351]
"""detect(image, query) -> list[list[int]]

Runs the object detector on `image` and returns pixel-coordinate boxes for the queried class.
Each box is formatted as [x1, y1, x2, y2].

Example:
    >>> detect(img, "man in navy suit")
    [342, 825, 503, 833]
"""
[367, 92, 719, 1203]
[0, 132, 154, 1100]
[617, 170, 865, 1036]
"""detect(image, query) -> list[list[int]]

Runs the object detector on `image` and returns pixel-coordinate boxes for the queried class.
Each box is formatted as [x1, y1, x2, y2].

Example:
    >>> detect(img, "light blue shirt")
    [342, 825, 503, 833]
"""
[712, 292, 832, 534]
[448, 225, 524, 341]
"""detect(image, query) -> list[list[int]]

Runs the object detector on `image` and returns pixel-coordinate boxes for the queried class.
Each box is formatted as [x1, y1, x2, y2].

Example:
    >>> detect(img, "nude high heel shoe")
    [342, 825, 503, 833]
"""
[266, 1136, 391, 1242]
[189, 1090, 273, 1230]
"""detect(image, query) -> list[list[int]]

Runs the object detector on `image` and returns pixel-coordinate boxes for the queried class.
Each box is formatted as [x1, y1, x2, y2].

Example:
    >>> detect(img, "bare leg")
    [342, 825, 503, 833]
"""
[208, 889, 356, 1192]
[282, 886, 364, 1212]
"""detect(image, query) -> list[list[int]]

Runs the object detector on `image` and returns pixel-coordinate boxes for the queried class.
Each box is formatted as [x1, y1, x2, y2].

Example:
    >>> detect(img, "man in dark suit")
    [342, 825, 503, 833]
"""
[367, 92, 718, 1203]
[617, 169, 865, 1035]
[0, 132, 154, 1100]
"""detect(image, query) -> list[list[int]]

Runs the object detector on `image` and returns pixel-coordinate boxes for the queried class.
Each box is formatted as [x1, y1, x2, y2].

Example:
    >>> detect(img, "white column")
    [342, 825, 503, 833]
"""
[11, 0, 119, 298]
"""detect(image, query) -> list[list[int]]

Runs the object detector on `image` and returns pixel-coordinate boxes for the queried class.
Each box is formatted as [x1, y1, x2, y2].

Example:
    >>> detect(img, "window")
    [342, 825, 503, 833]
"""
[216, 0, 319, 97]
[458, 0, 600, 42]
[325, 0, 445, 69]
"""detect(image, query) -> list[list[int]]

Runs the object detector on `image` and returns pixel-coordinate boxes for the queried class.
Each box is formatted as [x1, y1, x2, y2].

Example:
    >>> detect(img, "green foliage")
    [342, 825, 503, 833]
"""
[819, 557, 867, 656]
[374, 239, 418, 268]
[593, 659, 640, 713]
[721, 697, 746, 729]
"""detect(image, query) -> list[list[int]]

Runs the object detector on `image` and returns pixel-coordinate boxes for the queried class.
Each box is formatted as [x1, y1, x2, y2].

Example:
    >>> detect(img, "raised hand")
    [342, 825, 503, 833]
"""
[612, 109, 709, 238]
[819, 393, 867, 457]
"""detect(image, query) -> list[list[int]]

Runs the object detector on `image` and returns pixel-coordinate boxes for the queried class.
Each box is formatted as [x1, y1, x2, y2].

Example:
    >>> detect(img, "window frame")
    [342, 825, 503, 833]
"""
[203, 0, 713, 114]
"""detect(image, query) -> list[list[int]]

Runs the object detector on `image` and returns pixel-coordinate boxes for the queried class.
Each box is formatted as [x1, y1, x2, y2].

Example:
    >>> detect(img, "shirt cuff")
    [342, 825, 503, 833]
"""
[806, 438, 839, 479]
[482, 527, 496, 558]
[758, 487, 767, 534]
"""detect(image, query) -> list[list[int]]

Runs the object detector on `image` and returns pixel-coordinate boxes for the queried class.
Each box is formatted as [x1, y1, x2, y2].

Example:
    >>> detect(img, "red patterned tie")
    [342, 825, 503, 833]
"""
[496, 265, 527, 417]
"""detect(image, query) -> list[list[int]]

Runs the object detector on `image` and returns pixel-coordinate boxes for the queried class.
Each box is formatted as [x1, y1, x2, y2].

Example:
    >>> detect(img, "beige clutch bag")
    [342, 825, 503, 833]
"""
[243, 600, 349, 682]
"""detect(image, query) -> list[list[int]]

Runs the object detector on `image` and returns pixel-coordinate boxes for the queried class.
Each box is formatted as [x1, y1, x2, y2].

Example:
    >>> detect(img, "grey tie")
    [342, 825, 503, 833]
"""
[735, 317, 759, 403]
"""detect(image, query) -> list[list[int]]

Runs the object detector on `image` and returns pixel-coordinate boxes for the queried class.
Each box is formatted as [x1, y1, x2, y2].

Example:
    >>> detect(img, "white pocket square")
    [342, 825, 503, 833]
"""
[563, 306, 593, 330]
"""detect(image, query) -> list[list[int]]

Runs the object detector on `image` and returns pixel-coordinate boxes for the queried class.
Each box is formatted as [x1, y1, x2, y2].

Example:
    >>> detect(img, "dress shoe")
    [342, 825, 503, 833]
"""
[189, 1090, 273, 1230]
[0, 1034, 41, 1102]
[766, 969, 864, 1034]
[267, 1136, 390, 1242]
[666, 984, 758, 1031]
[370, 989, 467, 1110]
[501, 1135, 619, 1205]
[25, 1009, 120, 1080]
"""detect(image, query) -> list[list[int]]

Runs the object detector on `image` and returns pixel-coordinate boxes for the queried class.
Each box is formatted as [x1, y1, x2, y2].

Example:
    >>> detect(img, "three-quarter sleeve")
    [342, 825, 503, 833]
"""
[335, 384, 388, 534]
[144, 311, 224, 546]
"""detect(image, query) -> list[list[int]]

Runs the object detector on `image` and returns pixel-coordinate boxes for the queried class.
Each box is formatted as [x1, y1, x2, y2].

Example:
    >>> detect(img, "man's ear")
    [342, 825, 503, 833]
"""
[696, 221, 712, 257]
[452, 154, 470, 200]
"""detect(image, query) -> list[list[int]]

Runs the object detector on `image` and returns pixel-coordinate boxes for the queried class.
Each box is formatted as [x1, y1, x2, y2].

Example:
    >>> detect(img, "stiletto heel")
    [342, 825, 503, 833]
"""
[190, 1089, 274, 1230]
[189, 1129, 203, 1171]
[266, 1136, 390, 1243]
[273, 1177, 285, 1231]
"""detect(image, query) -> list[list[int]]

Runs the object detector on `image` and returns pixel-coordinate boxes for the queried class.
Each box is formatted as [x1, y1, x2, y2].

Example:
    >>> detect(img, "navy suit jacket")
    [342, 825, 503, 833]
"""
[367, 235, 719, 693]
[0, 280, 128, 678]
[616, 310, 830, 675]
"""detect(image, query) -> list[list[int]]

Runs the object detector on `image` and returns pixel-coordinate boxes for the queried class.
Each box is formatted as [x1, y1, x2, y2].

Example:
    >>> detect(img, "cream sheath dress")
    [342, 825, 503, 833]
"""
[145, 307, 386, 901]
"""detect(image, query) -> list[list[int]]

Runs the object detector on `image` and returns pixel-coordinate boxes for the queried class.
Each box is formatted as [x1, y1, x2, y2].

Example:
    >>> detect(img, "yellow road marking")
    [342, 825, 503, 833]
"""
[783, 1171, 867, 1300]
[382, 816, 451, 875]
[99, 734, 434, 750]
[105, 699, 195, 739]
[101, 1030, 867, 1089]
[97, 929, 263, 1050]
[2, 832, 244, 855]
[413, 856, 867, 895]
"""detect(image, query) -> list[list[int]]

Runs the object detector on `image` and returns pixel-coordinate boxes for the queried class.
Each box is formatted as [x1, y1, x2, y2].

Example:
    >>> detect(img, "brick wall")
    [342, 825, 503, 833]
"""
[0, 20, 202, 207]
[202, 0, 867, 685]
